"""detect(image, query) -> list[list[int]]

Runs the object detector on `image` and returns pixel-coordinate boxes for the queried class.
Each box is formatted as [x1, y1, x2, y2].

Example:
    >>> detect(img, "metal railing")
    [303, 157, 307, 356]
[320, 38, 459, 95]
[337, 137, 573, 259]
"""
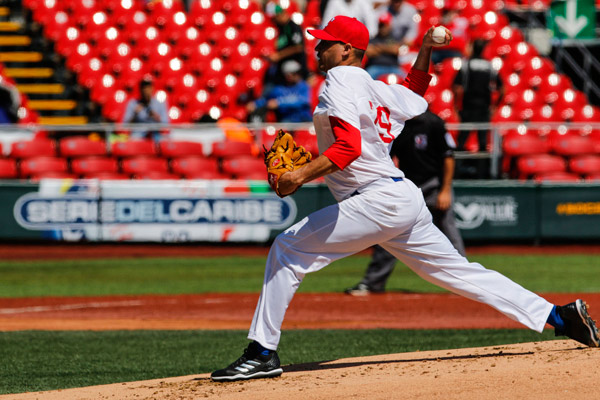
[1, 121, 599, 180]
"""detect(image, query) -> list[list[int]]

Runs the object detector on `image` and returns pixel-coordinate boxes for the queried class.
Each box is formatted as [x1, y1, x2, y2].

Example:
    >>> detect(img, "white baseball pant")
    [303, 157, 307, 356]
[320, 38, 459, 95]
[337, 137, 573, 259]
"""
[248, 178, 554, 350]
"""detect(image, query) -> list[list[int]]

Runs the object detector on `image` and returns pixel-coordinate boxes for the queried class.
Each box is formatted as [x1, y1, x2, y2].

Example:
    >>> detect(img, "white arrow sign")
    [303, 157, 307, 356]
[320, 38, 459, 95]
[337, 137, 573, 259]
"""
[555, 0, 588, 38]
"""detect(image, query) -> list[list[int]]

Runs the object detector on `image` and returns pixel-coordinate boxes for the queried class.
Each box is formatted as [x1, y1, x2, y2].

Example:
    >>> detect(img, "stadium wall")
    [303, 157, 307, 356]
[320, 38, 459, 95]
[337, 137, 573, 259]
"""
[1, 179, 599, 243]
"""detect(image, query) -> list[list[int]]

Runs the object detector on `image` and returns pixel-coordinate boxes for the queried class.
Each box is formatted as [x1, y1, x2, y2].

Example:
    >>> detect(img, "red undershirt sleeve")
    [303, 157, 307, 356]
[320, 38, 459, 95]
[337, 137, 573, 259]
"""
[401, 68, 432, 97]
[322, 116, 361, 170]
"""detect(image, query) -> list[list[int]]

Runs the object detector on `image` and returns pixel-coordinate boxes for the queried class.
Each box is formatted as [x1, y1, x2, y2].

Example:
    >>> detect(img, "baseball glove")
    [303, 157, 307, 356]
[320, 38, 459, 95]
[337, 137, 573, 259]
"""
[264, 129, 312, 197]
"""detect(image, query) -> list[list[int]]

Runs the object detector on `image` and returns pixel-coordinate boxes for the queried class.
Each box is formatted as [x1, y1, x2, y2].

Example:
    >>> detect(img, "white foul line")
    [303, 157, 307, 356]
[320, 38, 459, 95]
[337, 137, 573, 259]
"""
[0, 300, 146, 315]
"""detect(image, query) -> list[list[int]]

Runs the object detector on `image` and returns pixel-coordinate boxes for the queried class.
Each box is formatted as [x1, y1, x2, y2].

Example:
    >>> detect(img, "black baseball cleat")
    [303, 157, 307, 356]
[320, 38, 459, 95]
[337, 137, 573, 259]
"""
[211, 341, 283, 381]
[555, 299, 599, 347]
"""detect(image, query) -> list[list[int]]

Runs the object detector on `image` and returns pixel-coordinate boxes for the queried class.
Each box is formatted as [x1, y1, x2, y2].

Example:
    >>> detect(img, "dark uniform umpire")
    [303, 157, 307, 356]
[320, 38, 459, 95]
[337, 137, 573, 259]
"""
[346, 109, 466, 295]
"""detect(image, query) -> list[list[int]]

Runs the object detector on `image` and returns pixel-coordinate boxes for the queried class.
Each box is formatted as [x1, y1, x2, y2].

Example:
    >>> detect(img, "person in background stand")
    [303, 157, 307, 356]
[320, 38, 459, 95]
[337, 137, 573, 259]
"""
[122, 78, 169, 142]
[365, 12, 407, 79]
[246, 60, 312, 123]
[452, 39, 502, 152]
[345, 109, 465, 295]
[264, 3, 308, 89]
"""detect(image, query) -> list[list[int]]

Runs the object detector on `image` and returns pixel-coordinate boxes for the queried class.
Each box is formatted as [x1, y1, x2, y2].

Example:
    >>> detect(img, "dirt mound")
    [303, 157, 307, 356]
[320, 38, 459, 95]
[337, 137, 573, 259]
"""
[2, 340, 598, 400]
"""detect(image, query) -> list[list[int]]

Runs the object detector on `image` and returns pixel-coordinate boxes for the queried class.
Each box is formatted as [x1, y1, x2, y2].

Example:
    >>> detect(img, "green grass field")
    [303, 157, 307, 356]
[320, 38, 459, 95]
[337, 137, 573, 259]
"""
[0, 253, 598, 394]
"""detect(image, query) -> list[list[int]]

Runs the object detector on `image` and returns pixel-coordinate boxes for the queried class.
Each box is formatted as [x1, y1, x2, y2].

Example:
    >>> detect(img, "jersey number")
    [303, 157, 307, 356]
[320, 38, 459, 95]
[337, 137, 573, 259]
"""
[374, 106, 393, 143]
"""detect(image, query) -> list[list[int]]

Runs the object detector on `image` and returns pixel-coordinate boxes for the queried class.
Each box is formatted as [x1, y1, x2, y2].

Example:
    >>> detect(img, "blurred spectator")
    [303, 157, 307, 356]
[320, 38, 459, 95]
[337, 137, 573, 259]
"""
[264, 3, 308, 88]
[452, 39, 503, 153]
[431, 7, 469, 65]
[122, 78, 169, 142]
[321, 0, 378, 38]
[0, 76, 20, 123]
[376, 0, 418, 48]
[365, 12, 406, 79]
[247, 60, 312, 123]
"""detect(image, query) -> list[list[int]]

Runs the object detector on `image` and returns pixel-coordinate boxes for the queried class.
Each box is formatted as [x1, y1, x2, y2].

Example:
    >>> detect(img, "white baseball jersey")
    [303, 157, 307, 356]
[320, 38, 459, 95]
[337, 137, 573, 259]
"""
[313, 66, 428, 201]
[247, 66, 554, 351]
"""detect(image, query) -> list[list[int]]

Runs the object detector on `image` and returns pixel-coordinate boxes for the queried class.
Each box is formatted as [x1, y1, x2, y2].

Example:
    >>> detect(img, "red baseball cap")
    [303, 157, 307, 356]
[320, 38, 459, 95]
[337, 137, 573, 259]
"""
[307, 16, 369, 50]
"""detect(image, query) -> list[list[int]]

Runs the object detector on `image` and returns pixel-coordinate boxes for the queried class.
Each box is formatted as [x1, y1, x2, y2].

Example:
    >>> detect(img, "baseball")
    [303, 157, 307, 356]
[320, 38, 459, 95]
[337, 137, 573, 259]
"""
[432, 26, 447, 44]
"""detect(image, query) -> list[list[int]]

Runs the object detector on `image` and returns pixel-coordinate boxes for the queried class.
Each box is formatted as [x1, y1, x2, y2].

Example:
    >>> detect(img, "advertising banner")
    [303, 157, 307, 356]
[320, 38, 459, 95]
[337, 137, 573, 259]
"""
[453, 181, 538, 240]
[12, 179, 298, 242]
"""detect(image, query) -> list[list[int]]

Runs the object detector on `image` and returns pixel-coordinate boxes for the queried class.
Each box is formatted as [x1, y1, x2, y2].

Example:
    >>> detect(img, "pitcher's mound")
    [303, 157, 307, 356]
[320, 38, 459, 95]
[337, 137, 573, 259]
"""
[3, 340, 599, 400]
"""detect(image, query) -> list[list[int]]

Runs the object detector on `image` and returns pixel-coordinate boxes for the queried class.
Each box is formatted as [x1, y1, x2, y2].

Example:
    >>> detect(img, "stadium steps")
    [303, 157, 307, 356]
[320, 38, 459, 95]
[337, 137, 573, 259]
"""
[28, 99, 77, 111]
[3, 67, 53, 78]
[38, 116, 88, 125]
[0, 35, 30, 46]
[0, 6, 89, 124]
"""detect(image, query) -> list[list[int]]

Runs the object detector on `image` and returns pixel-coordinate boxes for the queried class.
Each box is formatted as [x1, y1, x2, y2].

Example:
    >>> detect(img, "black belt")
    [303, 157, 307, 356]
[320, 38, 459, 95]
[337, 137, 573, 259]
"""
[350, 177, 403, 197]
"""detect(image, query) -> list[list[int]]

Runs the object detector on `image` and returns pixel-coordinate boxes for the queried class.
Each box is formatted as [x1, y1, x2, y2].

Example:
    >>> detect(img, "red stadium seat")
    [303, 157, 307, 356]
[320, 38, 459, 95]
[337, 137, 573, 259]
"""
[482, 26, 524, 59]
[571, 105, 600, 136]
[502, 133, 549, 157]
[519, 56, 554, 88]
[184, 170, 229, 179]
[171, 156, 220, 176]
[550, 135, 593, 157]
[586, 173, 600, 182]
[517, 154, 566, 180]
[71, 156, 119, 175]
[10, 139, 55, 158]
[533, 171, 581, 183]
[121, 156, 169, 175]
[159, 141, 204, 158]
[552, 89, 588, 120]
[111, 140, 156, 157]
[503, 41, 539, 72]
[221, 155, 264, 178]
[211, 140, 253, 158]
[292, 129, 320, 156]
[569, 155, 600, 176]
[0, 159, 17, 178]
[19, 157, 68, 178]
[537, 73, 573, 104]
[510, 89, 544, 120]
[59, 136, 107, 157]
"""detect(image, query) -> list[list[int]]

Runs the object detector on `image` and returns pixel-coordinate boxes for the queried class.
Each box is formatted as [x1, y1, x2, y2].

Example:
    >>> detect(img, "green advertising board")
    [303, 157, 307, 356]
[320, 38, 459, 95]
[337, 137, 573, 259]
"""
[453, 181, 539, 240]
[539, 183, 600, 238]
[548, 0, 596, 40]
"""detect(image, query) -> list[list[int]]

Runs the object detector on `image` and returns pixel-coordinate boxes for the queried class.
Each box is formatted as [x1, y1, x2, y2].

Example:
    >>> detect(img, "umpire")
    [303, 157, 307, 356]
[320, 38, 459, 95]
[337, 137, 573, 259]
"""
[346, 109, 466, 295]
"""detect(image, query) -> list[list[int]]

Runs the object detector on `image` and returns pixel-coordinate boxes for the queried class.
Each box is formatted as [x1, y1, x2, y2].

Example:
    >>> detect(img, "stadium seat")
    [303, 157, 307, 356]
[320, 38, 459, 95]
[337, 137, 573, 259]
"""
[159, 141, 204, 158]
[502, 133, 549, 157]
[221, 155, 265, 178]
[533, 171, 581, 183]
[550, 135, 593, 157]
[568, 155, 600, 176]
[537, 73, 573, 104]
[482, 26, 524, 59]
[510, 89, 544, 120]
[59, 136, 107, 158]
[519, 56, 554, 88]
[10, 139, 56, 158]
[111, 140, 157, 157]
[121, 156, 169, 175]
[503, 41, 539, 71]
[71, 156, 119, 175]
[211, 140, 253, 158]
[293, 129, 320, 156]
[552, 89, 588, 120]
[171, 156, 220, 177]
[571, 105, 600, 136]
[516, 154, 566, 180]
[0, 159, 17, 178]
[19, 157, 68, 178]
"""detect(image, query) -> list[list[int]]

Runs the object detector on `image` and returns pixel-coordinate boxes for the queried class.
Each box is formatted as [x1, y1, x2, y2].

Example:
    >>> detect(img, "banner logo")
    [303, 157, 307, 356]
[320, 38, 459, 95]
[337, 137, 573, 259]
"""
[454, 196, 518, 229]
[14, 194, 297, 230]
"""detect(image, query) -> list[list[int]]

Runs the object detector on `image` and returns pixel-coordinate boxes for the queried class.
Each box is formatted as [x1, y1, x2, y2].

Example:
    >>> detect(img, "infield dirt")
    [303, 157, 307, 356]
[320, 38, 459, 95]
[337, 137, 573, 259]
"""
[1, 340, 598, 400]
